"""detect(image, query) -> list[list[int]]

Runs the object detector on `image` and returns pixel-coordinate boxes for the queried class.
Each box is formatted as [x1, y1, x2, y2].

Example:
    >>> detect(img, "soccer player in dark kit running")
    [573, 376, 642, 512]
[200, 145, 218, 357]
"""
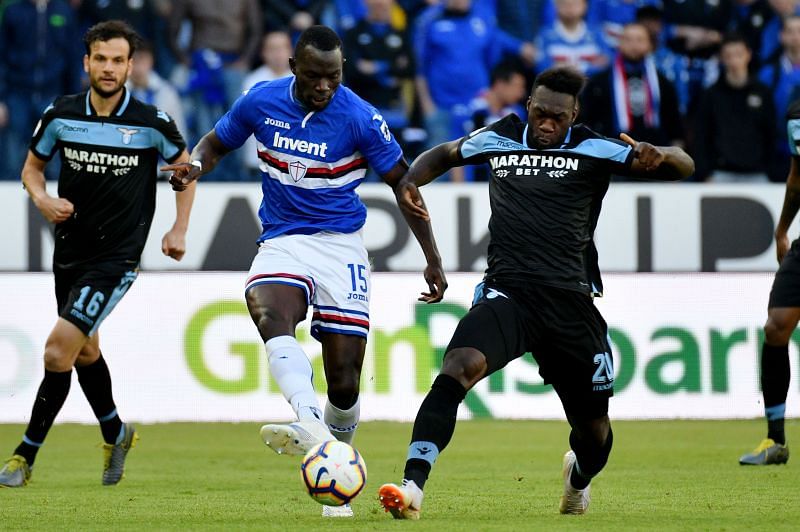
[738, 99, 800, 466]
[0, 21, 195, 488]
[377, 66, 695, 518]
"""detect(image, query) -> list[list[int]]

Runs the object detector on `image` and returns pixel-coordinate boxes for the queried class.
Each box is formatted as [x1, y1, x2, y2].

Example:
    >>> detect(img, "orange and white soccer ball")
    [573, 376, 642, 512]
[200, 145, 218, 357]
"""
[300, 440, 367, 506]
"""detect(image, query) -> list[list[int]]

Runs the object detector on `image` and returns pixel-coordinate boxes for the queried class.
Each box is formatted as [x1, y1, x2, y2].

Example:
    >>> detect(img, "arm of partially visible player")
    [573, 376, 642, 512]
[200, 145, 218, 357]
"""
[21, 151, 74, 224]
[383, 160, 448, 303]
[775, 157, 800, 264]
[394, 139, 463, 220]
[622, 133, 695, 181]
[161, 149, 195, 261]
[161, 130, 233, 191]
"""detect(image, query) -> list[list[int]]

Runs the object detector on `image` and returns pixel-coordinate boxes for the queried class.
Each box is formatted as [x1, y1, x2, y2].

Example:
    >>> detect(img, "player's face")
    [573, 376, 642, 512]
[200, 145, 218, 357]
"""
[84, 38, 132, 98]
[526, 86, 577, 148]
[290, 46, 343, 111]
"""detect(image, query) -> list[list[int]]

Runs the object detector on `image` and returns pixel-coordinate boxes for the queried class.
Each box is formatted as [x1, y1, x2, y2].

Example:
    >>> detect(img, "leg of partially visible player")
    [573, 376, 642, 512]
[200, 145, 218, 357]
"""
[0, 319, 85, 487]
[249, 284, 335, 455]
[739, 306, 798, 465]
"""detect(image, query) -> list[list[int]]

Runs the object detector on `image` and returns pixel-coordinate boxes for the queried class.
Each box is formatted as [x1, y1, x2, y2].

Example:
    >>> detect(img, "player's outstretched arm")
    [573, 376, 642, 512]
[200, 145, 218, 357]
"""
[162, 149, 196, 261]
[775, 157, 800, 264]
[161, 129, 233, 191]
[382, 161, 448, 303]
[621, 133, 695, 181]
[21, 151, 74, 224]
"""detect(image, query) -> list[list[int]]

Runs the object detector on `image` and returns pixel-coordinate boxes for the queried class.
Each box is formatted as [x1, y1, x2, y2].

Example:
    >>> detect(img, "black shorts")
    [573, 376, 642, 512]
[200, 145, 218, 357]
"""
[54, 261, 139, 336]
[447, 281, 613, 418]
[769, 238, 800, 308]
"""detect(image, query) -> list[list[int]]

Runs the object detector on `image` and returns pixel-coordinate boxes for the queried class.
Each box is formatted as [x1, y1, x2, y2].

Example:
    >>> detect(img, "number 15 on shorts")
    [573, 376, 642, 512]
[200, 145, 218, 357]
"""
[347, 263, 369, 301]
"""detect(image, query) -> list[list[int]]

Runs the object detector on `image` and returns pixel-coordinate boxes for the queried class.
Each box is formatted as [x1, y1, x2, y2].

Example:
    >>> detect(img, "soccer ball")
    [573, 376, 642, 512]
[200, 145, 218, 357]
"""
[300, 440, 367, 506]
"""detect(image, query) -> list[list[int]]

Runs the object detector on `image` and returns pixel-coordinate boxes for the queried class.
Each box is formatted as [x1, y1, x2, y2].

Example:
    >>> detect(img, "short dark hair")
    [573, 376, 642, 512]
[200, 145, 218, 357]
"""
[295, 25, 342, 55]
[720, 32, 750, 50]
[532, 67, 586, 98]
[635, 5, 663, 22]
[490, 61, 525, 86]
[83, 20, 140, 58]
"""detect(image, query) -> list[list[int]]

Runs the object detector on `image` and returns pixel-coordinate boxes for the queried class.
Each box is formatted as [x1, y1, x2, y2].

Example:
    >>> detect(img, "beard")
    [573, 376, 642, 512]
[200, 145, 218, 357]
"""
[90, 77, 126, 98]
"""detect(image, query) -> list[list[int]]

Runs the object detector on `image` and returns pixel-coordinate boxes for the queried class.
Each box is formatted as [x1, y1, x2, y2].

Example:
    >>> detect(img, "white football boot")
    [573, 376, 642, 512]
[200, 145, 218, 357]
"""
[259, 420, 334, 456]
[321, 503, 354, 517]
[559, 450, 591, 515]
[378, 479, 424, 520]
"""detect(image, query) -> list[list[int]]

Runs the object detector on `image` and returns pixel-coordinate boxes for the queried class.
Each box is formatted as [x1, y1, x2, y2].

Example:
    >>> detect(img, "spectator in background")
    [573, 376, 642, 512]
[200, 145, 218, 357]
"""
[535, 0, 610, 77]
[242, 31, 293, 177]
[0, 0, 82, 180]
[760, 14, 800, 180]
[169, 0, 261, 180]
[261, 0, 327, 38]
[496, 0, 546, 44]
[414, 0, 535, 180]
[729, 0, 775, 70]
[127, 42, 188, 140]
[581, 23, 683, 152]
[694, 34, 775, 182]
[661, 0, 732, 115]
[464, 61, 527, 181]
[761, 0, 800, 65]
[343, 0, 414, 144]
[78, 0, 176, 77]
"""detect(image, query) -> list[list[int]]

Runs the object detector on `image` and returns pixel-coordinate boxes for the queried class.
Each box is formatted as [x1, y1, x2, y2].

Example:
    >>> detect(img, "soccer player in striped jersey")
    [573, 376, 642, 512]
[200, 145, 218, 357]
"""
[163, 25, 446, 517]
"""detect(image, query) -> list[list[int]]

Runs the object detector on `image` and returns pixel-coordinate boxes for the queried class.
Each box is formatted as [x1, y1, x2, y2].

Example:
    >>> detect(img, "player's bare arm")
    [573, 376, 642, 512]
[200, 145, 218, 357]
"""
[161, 149, 195, 261]
[394, 139, 462, 222]
[160, 129, 232, 191]
[774, 157, 800, 263]
[621, 133, 695, 181]
[21, 151, 74, 224]
[383, 161, 448, 303]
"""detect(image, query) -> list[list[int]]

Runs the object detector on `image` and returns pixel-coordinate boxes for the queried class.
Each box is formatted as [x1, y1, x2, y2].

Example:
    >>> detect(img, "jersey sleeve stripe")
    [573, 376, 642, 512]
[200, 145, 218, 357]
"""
[565, 138, 632, 163]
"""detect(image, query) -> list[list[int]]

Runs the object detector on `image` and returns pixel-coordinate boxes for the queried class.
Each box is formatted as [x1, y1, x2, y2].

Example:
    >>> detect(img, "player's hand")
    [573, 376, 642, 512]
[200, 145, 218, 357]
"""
[420, 262, 447, 303]
[161, 228, 187, 261]
[35, 195, 75, 224]
[160, 162, 201, 192]
[776, 231, 791, 264]
[395, 180, 430, 221]
[620, 133, 665, 171]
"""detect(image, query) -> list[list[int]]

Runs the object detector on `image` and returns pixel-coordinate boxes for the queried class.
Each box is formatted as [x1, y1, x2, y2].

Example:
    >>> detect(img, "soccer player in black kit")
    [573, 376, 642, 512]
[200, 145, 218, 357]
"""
[0, 21, 194, 487]
[738, 99, 800, 466]
[378, 67, 694, 518]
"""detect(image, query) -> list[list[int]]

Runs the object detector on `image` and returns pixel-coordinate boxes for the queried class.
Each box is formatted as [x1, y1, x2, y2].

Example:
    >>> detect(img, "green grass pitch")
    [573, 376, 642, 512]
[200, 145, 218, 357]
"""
[0, 420, 798, 530]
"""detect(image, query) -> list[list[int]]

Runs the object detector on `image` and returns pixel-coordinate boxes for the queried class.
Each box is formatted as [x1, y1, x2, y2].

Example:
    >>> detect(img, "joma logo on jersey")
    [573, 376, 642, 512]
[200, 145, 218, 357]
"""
[489, 154, 579, 176]
[273, 131, 328, 157]
[63, 147, 139, 174]
[265, 116, 291, 129]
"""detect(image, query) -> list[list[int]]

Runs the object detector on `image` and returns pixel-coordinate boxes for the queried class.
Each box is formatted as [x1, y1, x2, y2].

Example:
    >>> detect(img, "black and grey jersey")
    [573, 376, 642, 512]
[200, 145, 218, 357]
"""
[457, 114, 634, 296]
[30, 89, 186, 268]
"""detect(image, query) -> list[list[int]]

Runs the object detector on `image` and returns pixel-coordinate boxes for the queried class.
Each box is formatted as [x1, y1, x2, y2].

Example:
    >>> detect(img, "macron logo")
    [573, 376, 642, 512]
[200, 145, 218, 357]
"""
[273, 131, 328, 158]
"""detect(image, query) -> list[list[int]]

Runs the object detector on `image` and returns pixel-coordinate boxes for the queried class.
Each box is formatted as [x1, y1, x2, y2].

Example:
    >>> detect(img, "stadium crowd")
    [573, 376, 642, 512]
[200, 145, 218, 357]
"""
[1, 0, 799, 182]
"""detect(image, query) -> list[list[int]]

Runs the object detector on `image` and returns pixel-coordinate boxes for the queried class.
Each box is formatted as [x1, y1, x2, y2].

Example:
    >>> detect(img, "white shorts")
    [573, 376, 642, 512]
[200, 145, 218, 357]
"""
[245, 231, 370, 341]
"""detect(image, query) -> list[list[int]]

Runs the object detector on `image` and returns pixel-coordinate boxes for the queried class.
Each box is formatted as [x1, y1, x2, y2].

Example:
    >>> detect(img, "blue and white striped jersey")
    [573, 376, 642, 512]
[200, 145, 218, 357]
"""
[214, 76, 403, 242]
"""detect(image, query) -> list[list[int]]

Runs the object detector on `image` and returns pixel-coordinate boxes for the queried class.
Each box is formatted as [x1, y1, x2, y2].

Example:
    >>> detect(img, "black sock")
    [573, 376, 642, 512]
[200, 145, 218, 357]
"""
[761, 343, 790, 445]
[76, 355, 122, 444]
[403, 374, 467, 490]
[569, 428, 613, 490]
[14, 369, 72, 465]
